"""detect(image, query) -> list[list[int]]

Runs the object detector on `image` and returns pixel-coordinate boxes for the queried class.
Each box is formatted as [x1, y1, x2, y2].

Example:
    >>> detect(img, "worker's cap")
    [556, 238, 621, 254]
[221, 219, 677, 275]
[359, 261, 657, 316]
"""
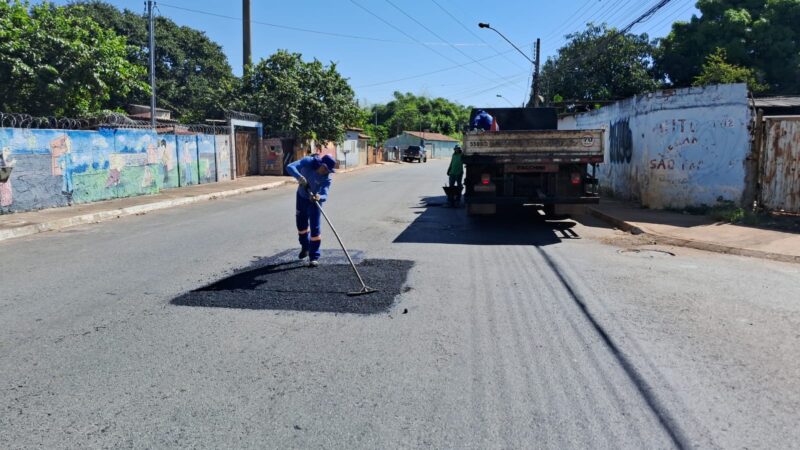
[320, 154, 336, 172]
[454, 145, 462, 150]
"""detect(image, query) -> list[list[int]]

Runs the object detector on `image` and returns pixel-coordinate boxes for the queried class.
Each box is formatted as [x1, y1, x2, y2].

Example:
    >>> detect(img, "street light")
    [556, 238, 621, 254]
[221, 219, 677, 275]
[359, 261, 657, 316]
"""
[478, 23, 534, 64]
[496, 94, 515, 107]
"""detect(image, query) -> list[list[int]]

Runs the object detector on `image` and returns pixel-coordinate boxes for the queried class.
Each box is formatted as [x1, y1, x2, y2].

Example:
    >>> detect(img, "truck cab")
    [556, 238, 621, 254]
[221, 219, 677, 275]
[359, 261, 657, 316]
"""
[462, 108, 604, 216]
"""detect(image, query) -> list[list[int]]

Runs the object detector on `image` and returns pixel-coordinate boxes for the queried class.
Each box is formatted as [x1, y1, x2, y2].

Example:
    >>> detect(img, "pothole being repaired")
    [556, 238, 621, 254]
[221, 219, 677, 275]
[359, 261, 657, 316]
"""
[618, 249, 676, 258]
[171, 249, 414, 315]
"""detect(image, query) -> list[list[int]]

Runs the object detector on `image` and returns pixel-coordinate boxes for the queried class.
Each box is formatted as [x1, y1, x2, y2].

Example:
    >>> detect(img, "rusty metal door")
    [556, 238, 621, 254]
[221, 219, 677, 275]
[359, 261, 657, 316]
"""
[235, 130, 259, 176]
[761, 118, 800, 213]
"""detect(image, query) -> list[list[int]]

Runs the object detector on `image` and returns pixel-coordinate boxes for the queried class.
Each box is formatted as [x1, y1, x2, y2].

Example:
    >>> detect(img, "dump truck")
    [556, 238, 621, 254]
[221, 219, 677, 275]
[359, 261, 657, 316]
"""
[462, 108, 604, 216]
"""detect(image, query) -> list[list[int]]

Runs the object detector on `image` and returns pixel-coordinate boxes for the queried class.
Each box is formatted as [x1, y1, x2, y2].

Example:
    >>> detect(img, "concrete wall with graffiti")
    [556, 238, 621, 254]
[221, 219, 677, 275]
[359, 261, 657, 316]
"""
[560, 83, 752, 209]
[0, 128, 232, 213]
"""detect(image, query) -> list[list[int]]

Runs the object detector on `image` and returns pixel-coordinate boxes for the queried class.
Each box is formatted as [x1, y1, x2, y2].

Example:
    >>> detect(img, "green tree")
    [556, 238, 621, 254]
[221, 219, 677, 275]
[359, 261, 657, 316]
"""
[656, 0, 800, 94]
[539, 23, 660, 102]
[693, 48, 768, 92]
[0, 1, 146, 116]
[68, 1, 237, 122]
[368, 92, 470, 141]
[240, 50, 361, 143]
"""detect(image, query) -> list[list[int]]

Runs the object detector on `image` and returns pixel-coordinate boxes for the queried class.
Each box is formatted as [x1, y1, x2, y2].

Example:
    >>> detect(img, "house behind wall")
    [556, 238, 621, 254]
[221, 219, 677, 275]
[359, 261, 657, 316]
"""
[559, 83, 752, 210]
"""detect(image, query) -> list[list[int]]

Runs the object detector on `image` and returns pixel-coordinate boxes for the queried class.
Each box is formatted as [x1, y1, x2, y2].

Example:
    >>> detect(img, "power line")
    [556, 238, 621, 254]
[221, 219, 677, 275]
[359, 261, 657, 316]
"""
[540, 0, 628, 55]
[536, 0, 678, 102]
[429, 0, 526, 70]
[158, 2, 409, 44]
[355, 49, 519, 89]
[540, 0, 600, 44]
[454, 73, 531, 101]
[348, 0, 495, 82]
[622, 0, 674, 32]
[639, 0, 696, 36]
[385, 0, 505, 79]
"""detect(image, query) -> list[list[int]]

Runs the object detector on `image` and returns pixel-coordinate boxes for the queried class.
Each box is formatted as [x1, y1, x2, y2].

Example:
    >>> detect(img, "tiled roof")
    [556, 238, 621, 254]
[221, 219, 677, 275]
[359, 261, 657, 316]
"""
[402, 131, 459, 142]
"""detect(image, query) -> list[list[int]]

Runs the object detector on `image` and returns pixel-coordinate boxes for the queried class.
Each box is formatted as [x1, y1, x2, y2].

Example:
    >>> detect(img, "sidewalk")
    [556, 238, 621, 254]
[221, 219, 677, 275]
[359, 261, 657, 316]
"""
[0, 162, 389, 243]
[590, 199, 800, 264]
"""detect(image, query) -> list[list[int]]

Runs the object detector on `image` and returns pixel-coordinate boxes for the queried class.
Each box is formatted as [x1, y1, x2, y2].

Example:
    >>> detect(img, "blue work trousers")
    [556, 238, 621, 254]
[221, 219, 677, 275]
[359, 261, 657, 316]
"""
[296, 193, 323, 260]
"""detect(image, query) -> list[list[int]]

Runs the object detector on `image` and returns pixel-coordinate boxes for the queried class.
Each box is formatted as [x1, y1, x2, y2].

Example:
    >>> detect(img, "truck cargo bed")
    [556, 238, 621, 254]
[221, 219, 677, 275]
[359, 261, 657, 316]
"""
[463, 129, 605, 164]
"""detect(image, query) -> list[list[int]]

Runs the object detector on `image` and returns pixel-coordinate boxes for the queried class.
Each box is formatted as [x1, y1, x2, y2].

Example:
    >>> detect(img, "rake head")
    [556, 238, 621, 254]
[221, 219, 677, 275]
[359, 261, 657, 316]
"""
[347, 286, 379, 297]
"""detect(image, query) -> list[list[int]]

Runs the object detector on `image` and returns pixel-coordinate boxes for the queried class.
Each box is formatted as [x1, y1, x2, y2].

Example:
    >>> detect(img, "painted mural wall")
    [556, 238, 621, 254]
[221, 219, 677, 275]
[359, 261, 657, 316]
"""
[215, 135, 232, 182]
[0, 127, 232, 213]
[196, 134, 217, 184]
[559, 83, 752, 209]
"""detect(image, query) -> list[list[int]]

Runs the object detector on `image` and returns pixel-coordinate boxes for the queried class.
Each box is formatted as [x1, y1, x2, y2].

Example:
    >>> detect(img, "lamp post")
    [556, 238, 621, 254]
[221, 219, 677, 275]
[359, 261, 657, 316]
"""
[480, 23, 541, 107]
[496, 94, 515, 107]
[478, 23, 534, 64]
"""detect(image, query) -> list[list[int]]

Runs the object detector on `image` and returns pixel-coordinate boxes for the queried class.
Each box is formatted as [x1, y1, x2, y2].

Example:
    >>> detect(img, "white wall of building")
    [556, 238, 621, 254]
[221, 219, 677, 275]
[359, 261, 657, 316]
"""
[559, 83, 752, 209]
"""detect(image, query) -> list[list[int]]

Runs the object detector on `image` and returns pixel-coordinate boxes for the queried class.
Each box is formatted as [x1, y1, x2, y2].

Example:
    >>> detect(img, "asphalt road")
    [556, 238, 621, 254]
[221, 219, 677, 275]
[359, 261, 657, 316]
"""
[1, 161, 799, 449]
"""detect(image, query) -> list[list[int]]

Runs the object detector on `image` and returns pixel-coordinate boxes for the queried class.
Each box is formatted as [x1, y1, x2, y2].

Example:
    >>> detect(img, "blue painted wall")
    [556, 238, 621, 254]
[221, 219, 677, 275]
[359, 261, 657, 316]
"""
[0, 127, 232, 213]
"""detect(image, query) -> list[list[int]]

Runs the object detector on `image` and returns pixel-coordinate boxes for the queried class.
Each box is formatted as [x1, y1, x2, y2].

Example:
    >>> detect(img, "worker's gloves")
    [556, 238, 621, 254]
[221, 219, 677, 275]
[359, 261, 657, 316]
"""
[311, 193, 321, 202]
[298, 176, 308, 187]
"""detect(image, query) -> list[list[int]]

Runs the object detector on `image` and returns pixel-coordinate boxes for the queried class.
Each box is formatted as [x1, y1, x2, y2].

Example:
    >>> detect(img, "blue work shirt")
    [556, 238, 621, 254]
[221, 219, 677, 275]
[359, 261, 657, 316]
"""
[286, 156, 332, 201]
[471, 110, 494, 130]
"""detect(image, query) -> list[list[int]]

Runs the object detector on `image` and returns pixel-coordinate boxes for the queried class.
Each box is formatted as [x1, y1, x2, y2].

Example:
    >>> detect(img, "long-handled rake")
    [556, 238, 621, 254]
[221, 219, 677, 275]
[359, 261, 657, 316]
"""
[308, 189, 378, 297]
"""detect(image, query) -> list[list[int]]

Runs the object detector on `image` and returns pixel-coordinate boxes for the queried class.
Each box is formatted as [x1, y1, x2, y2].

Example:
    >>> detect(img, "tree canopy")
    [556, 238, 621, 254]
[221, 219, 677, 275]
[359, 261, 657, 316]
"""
[692, 48, 768, 92]
[656, 0, 800, 94]
[67, 0, 237, 122]
[0, 0, 146, 116]
[539, 24, 660, 103]
[362, 92, 471, 145]
[239, 50, 361, 143]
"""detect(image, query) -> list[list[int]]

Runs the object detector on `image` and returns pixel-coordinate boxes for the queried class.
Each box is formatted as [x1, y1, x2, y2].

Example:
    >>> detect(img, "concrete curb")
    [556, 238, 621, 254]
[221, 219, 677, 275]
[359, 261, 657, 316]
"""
[589, 208, 645, 235]
[0, 161, 395, 243]
[0, 180, 290, 243]
[589, 207, 800, 264]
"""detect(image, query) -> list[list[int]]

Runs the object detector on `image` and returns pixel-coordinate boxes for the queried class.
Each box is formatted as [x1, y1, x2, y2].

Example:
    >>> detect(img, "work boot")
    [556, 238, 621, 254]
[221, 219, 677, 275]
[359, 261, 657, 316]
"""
[298, 249, 308, 260]
[309, 260, 319, 268]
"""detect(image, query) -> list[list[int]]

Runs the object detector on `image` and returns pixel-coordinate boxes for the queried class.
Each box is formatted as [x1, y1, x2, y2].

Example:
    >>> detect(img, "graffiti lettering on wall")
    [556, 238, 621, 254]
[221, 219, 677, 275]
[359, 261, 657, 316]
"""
[609, 119, 632, 164]
[649, 159, 704, 171]
[570, 84, 751, 209]
[0, 127, 233, 213]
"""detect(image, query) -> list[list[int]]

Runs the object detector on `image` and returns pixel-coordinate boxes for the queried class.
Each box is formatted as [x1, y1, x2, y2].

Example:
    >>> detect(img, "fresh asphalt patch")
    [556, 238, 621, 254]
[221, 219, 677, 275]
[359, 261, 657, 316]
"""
[171, 249, 414, 315]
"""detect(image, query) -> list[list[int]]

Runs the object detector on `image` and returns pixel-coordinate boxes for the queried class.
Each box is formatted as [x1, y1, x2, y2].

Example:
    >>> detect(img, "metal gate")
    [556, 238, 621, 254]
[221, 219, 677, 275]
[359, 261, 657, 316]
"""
[235, 130, 259, 177]
[760, 117, 800, 213]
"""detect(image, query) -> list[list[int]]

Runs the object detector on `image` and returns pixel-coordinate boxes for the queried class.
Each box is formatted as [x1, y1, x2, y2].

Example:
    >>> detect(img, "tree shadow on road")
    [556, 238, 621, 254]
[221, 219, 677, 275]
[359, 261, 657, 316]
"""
[393, 196, 581, 246]
[171, 250, 413, 315]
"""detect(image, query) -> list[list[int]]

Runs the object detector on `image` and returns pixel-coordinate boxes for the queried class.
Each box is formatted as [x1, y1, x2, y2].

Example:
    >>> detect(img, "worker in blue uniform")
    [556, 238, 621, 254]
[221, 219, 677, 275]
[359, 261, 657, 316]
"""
[286, 154, 336, 267]
[471, 109, 498, 131]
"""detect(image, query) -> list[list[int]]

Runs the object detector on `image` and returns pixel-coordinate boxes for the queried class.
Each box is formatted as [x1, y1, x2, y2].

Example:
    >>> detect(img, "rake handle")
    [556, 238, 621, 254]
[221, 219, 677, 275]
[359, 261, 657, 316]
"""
[306, 187, 368, 290]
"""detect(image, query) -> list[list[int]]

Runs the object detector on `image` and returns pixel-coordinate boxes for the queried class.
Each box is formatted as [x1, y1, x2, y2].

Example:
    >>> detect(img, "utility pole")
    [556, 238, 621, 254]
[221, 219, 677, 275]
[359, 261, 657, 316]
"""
[243, 0, 252, 70]
[528, 38, 541, 108]
[147, 1, 157, 128]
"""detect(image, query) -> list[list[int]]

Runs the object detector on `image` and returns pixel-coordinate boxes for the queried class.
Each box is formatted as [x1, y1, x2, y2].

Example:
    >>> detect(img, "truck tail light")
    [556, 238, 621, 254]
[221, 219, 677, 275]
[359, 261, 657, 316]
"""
[481, 173, 491, 185]
[571, 173, 581, 185]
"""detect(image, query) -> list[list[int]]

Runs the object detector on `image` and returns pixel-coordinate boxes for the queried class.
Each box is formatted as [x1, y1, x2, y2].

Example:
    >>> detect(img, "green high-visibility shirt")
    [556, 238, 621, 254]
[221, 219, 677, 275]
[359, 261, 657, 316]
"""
[448, 152, 463, 177]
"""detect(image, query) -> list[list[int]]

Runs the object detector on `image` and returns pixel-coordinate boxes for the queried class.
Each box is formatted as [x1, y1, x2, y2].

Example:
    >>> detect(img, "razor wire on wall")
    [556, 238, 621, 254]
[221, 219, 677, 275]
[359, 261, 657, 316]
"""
[0, 111, 238, 213]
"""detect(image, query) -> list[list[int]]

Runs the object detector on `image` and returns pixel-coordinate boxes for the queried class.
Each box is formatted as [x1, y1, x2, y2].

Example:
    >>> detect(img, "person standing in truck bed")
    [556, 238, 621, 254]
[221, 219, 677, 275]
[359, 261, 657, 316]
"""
[470, 109, 500, 131]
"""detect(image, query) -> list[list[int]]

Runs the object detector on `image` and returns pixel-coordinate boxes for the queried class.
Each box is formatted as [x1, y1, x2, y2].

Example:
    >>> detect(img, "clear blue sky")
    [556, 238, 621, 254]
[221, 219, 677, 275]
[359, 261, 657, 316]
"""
[57, 0, 699, 108]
